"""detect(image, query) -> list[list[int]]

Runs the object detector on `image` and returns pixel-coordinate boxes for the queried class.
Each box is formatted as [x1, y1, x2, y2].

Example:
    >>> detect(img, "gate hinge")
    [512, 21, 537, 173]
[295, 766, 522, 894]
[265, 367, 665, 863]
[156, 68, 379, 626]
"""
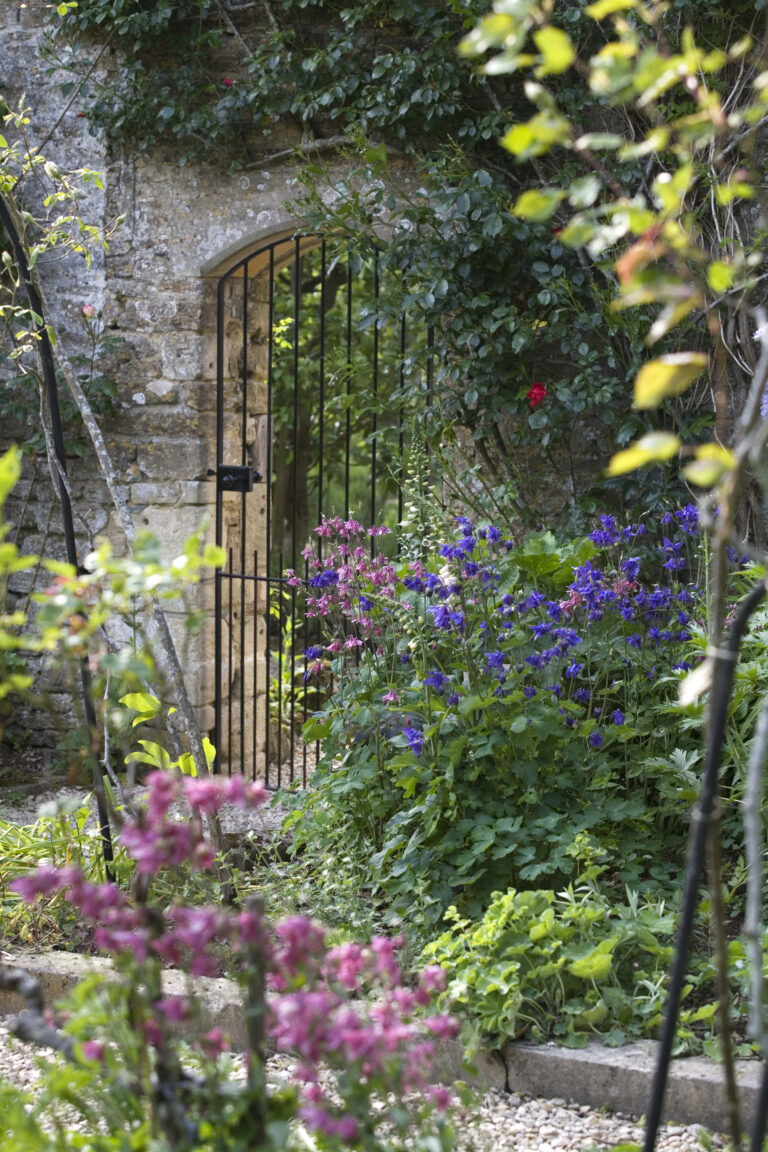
[208, 465, 262, 492]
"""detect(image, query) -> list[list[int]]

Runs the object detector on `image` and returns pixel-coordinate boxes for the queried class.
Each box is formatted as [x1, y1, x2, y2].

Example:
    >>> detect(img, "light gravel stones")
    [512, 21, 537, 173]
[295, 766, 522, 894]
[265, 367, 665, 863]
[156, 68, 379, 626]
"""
[0, 1016, 719, 1150]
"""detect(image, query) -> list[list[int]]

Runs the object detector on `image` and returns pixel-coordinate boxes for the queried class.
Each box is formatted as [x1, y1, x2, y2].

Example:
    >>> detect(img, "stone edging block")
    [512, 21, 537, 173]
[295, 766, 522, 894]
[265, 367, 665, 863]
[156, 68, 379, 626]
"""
[1, 951, 761, 1132]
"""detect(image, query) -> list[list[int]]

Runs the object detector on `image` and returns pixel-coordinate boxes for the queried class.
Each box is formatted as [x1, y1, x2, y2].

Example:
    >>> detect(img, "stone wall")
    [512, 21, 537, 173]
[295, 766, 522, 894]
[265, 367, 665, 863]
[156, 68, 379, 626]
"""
[0, 1, 398, 769]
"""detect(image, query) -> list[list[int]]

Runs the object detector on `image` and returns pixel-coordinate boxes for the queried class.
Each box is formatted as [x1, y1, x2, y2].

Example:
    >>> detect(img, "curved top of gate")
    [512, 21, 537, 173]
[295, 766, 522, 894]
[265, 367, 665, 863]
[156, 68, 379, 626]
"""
[207, 229, 327, 284]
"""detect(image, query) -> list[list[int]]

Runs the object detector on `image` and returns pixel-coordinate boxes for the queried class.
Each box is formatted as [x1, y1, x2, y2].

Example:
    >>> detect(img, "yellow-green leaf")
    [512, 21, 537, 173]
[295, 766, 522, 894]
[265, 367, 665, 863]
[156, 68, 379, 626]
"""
[512, 187, 565, 221]
[567, 939, 617, 980]
[682, 443, 736, 487]
[707, 261, 735, 293]
[501, 114, 571, 158]
[634, 352, 708, 409]
[533, 27, 575, 76]
[606, 431, 681, 476]
[586, 0, 637, 16]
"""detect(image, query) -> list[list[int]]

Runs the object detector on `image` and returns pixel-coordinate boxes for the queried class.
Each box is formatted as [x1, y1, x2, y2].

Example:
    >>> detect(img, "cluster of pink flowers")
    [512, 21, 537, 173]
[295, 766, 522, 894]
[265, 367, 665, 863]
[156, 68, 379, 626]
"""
[12, 768, 457, 1145]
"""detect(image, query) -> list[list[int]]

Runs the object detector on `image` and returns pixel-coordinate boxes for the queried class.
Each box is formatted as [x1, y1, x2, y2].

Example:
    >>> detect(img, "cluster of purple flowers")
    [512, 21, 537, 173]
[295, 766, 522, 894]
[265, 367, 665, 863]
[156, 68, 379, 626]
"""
[295, 508, 703, 759]
[12, 770, 457, 1145]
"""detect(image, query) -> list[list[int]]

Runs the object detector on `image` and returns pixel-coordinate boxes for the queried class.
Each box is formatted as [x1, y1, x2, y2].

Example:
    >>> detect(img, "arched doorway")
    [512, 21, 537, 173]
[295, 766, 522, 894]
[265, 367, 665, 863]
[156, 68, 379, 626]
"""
[213, 234, 433, 784]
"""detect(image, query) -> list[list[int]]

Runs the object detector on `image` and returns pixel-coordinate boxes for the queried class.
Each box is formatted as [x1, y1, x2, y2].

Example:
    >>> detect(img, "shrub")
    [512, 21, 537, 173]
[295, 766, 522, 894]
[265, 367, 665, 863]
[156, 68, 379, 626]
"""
[286, 508, 707, 936]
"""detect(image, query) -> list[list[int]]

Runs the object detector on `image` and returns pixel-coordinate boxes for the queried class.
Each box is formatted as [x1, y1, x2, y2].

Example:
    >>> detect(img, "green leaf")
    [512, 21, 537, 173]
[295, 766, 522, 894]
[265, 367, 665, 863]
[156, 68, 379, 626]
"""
[533, 27, 575, 76]
[682, 443, 736, 487]
[567, 938, 617, 979]
[512, 187, 565, 221]
[586, 0, 637, 16]
[606, 431, 681, 476]
[707, 261, 735, 294]
[634, 352, 708, 409]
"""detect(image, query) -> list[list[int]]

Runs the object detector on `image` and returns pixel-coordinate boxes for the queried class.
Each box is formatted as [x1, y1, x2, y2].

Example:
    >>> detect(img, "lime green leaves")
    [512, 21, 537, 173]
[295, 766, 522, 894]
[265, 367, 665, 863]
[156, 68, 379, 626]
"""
[633, 352, 708, 409]
[606, 431, 681, 477]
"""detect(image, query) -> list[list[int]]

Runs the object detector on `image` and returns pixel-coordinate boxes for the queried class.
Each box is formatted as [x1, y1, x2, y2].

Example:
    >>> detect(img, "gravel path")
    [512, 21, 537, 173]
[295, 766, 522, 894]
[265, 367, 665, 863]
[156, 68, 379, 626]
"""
[0, 788, 720, 1148]
[0, 1016, 719, 1150]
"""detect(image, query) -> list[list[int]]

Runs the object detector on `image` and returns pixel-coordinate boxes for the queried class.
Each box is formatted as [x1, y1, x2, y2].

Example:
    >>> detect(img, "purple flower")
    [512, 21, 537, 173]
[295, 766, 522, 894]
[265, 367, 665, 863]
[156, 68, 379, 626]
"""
[564, 661, 584, 679]
[574, 688, 590, 704]
[612, 709, 625, 725]
[485, 650, 506, 674]
[529, 621, 552, 639]
[621, 557, 640, 581]
[402, 727, 424, 756]
[424, 669, 449, 694]
[588, 731, 603, 748]
[523, 685, 537, 699]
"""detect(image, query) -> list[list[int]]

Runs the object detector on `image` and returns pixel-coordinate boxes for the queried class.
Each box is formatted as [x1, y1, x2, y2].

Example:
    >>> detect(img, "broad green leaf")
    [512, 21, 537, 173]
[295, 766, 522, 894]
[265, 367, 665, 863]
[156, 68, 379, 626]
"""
[0, 446, 21, 507]
[574, 133, 624, 151]
[512, 187, 565, 221]
[125, 740, 172, 770]
[586, 0, 637, 16]
[501, 114, 571, 158]
[567, 938, 617, 979]
[568, 174, 601, 208]
[634, 352, 708, 409]
[606, 431, 681, 476]
[682, 443, 736, 487]
[707, 261, 735, 293]
[533, 27, 575, 76]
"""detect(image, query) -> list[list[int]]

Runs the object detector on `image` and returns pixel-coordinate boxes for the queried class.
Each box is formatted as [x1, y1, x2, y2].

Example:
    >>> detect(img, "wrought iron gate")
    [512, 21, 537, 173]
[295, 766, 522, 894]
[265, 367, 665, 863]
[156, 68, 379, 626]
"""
[213, 234, 432, 786]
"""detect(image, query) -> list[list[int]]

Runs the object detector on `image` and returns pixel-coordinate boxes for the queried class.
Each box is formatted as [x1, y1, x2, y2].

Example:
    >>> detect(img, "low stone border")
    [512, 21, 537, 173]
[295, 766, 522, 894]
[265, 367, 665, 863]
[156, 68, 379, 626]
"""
[1, 950, 759, 1133]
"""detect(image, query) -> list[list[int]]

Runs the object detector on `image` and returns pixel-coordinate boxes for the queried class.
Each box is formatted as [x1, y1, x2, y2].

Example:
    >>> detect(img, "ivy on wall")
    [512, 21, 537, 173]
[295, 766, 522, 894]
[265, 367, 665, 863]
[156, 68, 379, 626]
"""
[46, 0, 762, 526]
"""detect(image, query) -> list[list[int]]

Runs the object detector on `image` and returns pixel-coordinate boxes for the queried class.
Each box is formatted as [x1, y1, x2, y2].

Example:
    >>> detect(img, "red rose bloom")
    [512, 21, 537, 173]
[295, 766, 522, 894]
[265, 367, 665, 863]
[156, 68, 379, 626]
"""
[526, 383, 548, 408]
[222, 78, 233, 88]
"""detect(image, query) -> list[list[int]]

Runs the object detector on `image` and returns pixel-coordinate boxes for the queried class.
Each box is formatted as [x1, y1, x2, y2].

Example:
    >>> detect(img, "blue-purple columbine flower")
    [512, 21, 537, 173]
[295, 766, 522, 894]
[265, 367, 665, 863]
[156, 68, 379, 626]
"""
[455, 516, 474, 537]
[424, 669, 449, 694]
[304, 645, 323, 660]
[402, 575, 425, 593]
[621, 556, 640, 581]
[485, 650, 506, 675]
[521, 590, 546, 611]
[564, 661, 584, 679]
[447, 692, 460, 706]
[309, 569, 339, 588]
[612, 709, 625, 726]
[626, 633, 643, 649]
[402, 727, 423, 756]
[574, 688, 590, 704]
[588, 731, 604, 749]
[400, 653, 411, 664]
[529, 621, 552, 639]
[523, 685, 537, 699]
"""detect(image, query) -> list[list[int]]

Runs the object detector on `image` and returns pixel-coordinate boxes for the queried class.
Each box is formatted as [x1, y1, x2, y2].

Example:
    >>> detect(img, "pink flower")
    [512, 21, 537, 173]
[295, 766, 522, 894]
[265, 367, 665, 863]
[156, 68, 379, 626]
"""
[222, 78, 233, 88]
[526, 382, 548, 408]
[382, 690, 400, 704]
[81, 304, 96, 319]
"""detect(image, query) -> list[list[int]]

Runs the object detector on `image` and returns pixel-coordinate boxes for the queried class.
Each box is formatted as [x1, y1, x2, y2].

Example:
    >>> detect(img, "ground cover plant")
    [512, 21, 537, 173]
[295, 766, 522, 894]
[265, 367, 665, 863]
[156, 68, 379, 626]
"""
[288, 506, 708, 929]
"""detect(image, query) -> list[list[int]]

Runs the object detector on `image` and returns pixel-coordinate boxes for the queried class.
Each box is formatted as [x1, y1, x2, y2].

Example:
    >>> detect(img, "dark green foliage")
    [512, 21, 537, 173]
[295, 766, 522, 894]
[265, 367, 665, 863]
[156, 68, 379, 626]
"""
[46, 0, 737, 524]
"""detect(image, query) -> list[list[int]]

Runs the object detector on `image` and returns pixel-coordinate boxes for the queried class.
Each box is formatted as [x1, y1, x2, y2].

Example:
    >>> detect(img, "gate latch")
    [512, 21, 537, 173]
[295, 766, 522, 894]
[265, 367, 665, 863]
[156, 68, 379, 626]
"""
[208, 465, 262, 493]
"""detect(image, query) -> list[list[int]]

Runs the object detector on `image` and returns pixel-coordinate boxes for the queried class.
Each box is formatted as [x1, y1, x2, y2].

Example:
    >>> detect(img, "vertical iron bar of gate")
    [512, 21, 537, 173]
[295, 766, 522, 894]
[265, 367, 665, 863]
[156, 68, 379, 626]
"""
[370, 256, 379, 542]
[290, 238, 301, 780]
[214, 275, 226, 775]
[398, 314, 406, 525]
[345, 256, 353, 517]
[265, 246, 275, 782]
[240, 264, 249, 774]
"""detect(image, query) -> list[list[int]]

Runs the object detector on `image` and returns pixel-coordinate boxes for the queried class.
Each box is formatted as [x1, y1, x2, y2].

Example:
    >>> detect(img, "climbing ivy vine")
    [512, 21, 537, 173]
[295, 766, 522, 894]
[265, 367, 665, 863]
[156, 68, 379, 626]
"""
[46, 0, 762, 526]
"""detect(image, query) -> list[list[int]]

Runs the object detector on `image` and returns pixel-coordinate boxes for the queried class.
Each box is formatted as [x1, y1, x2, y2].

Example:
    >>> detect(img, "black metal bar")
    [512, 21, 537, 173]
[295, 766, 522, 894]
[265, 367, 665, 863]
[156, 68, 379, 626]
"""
[227, 547, 234, 778]
[644, 579, 767, 1152]
[398, 313, 406, 526]
[371, 254, 379, 539]
[252, 548, 258, 782]
[240, 269, 249, 777]
[318, 240, 326, 551]
[750, 1055, 768, 1152]
[292, 237, 300, 571]
[0, 196, 114, 876]
[277, 550, 284, 788]
[214, 274, 227, 775]
[345, 255, 353, 517]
